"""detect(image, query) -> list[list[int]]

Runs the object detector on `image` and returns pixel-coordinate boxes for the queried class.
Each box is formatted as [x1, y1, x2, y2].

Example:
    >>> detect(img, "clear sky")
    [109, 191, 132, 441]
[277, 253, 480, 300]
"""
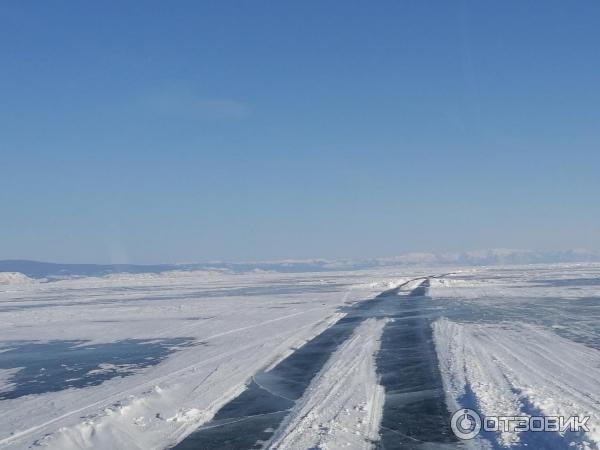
[1, 1, 599, 264]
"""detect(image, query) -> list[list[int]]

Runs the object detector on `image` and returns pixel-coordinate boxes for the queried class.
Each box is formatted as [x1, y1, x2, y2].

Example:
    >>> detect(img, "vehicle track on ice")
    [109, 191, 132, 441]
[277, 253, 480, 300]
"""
[173, 275, 458, 450]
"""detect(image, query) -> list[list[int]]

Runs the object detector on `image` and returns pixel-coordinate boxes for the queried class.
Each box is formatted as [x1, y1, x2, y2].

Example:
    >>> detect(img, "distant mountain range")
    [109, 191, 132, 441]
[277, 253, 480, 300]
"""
[1, 249, 599, 279]
[371, 248, 600, 266]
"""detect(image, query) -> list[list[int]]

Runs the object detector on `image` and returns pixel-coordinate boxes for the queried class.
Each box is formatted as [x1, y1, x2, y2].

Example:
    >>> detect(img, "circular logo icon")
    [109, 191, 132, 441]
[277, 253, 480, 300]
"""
[451, 408, 482, 440]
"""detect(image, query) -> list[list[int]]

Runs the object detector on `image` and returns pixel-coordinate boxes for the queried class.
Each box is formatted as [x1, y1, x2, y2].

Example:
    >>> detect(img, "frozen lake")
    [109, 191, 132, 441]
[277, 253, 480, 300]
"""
[0, 264, 599, 449]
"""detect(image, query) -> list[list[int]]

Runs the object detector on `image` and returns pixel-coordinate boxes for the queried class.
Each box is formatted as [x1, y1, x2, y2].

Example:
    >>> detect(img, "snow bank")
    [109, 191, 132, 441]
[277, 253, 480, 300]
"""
[270, 318, 387, 450]
[434, 318, 600, 448]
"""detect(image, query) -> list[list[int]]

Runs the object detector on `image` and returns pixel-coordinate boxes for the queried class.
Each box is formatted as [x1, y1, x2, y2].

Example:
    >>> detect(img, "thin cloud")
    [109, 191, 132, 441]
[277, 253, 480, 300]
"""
[143, 86, 251, 120]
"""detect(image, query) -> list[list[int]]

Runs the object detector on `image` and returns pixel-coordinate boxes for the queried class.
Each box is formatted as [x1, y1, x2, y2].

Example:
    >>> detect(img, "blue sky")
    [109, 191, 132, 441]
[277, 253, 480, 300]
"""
[1, 1, 599, 263]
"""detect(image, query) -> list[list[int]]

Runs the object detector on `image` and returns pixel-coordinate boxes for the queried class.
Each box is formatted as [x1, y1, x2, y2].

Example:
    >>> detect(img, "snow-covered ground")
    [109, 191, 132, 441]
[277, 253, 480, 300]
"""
[0, 267, 418, 449]
[1, 263, 600, 449]
[434, 319, 600, 449]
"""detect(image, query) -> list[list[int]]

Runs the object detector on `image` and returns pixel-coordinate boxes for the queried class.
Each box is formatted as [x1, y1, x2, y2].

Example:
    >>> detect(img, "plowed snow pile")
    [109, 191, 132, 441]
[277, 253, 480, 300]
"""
[271, 318, 387, 450]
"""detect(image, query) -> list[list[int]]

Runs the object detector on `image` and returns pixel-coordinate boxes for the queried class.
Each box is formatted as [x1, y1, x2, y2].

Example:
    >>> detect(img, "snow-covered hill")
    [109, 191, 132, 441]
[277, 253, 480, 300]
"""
[0, 272, 35, 285]
[1, 249, 599, 280]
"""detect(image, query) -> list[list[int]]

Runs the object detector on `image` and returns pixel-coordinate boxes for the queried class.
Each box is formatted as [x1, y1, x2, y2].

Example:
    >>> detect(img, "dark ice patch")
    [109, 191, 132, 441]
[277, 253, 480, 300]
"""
[0, 338, 196, 400]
